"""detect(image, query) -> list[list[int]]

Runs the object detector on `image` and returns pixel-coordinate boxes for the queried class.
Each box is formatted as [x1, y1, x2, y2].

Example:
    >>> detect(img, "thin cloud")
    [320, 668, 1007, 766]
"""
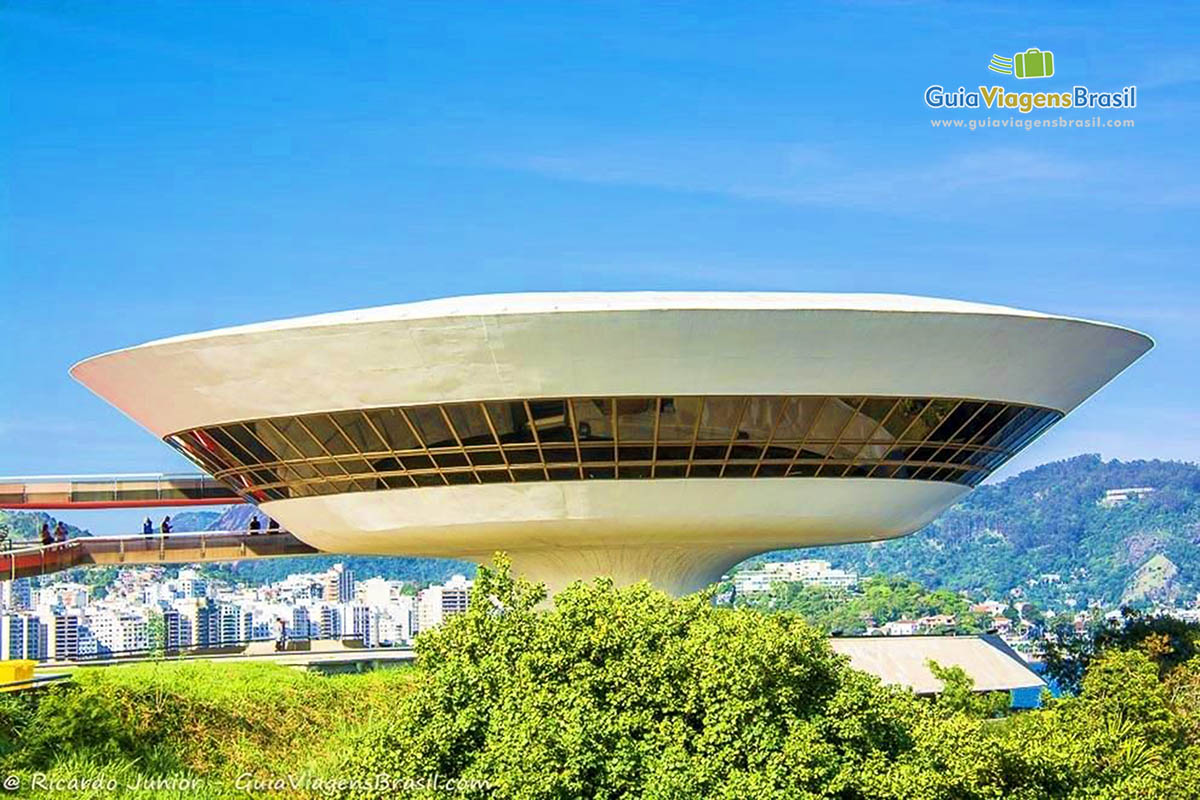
[499, 143, 1197, 214]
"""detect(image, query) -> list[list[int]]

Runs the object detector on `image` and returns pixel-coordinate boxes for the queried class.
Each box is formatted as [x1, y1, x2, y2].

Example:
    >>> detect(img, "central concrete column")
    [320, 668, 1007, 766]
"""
[485, 544, 762, 598]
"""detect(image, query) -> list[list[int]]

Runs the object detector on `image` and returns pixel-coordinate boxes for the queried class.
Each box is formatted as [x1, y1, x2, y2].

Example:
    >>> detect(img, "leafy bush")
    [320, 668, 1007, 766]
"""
[330, 557, 1200, 799]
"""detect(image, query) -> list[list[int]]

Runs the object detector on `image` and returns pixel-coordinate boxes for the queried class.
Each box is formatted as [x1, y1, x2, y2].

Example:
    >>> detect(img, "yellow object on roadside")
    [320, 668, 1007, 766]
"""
[0, 659, 36, 685]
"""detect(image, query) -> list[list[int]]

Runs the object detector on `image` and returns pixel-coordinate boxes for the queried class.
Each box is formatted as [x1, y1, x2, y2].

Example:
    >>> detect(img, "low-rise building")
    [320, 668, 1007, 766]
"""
[733, 560, 858, 594]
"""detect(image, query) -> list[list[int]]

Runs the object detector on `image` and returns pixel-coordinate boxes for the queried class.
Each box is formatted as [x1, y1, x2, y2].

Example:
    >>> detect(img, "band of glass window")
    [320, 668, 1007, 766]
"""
[164, 396, 1062, 503]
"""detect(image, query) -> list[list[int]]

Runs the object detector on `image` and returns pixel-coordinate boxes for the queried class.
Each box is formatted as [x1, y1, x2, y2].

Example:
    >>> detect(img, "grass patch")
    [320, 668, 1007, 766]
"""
[0, 660, 415, 798]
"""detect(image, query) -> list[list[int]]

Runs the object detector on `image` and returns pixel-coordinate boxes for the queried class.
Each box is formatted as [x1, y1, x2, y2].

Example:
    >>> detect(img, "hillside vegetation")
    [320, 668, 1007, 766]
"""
[798, 455, 1200, 606]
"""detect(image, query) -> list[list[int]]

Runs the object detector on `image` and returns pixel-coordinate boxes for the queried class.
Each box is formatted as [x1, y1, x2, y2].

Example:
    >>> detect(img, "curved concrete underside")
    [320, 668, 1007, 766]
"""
[262, 478, 967, 595]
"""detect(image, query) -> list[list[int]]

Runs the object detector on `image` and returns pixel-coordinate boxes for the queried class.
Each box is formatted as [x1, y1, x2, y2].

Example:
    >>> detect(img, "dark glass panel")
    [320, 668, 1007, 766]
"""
[477, 468, 512, 484]
[927, 401, 982, 444]
[695, 396, 743, 444]
[302, 415, 357, 456]
[875, 398, 926, 441]
[406, 406, 456, 449]
[506, 447, 541, 465]
[657, 396, 703, 443]
[738, 396, 784, 442]
[313, 461, 347, 477]
[762, 444, 796, 461]
[543, 445, 577, 464]
[858, 399, 899, 436]
[331, 411, 386, 453]
[486, 401, 531, 444]
[328, 458, 370, 477]
[224, 425, 280, 465]
[433, 452, 469, 469]
[444, 403, 496, 446]
[618, 444, 654, 462]
[528, 399, 572, 443]
[974, 405, 1028, 449]
[468, 449, 505, 467]
[399, 453, 434, 471]
[901, 399, 958, 442]
[277, 418, 332, 459]
[371, 409, 422, 452]
[615, 397, 658, 443]
[512, 467, 545, 483]
[171, 432, 231, 475]
[572, 398, 612, 442]
[870, 463, 900, 478]
[206, 428, 255, 465]
[579, 443, 613, 463]
[656, 444, 691, 461]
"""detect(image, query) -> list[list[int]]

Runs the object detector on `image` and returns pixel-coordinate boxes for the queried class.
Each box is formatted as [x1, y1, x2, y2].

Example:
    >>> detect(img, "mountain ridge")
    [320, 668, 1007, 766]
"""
[791, 454, 1200, 606]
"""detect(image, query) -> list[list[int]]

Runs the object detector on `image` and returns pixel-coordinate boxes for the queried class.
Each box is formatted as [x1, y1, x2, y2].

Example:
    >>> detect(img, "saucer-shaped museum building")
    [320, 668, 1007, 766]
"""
[71, 293, 1152, 594]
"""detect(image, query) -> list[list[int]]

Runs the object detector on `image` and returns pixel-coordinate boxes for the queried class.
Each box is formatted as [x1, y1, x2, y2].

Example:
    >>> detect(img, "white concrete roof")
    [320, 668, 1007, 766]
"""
[71, 291, 1152, 436]
[87, 291, 1128, 352]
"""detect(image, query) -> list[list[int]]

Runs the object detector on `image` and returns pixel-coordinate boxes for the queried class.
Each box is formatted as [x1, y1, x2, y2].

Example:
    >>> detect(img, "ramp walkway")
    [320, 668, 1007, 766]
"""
[0, 530, 319, 581]
[0, 473, 243, 509]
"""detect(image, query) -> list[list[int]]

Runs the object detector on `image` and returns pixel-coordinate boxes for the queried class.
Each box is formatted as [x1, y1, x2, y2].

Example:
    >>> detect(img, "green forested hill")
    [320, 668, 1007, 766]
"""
[791, 455, 1200, 607]
[0, 510, 89, 541]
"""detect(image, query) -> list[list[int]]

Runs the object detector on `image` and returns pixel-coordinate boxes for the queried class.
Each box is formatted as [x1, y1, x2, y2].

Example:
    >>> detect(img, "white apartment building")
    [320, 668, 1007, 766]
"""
[733, 559, 858, 595]
[417, 574, 472, 633]
[218, 603, 253, 645]
[342, 603, 371, 646]
[175, 568, 209, 599]
[89, 608, 149, 655]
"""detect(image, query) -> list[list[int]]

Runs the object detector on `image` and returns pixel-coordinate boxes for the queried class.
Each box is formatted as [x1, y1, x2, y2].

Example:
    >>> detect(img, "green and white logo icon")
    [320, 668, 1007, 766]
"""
[989, 48, 1055, 79]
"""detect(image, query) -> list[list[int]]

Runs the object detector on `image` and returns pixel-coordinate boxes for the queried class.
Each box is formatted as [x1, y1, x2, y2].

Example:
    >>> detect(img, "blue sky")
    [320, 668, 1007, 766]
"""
[1, 3, 1197, 533]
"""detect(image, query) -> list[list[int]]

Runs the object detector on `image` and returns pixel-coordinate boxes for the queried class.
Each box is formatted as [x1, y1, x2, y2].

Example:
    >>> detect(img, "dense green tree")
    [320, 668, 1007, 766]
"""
[739, 574, 989, 634]
[1042, 607, 1200, 694]
[331, 558, 1200, 799]
[789, 455, 1200, 607]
